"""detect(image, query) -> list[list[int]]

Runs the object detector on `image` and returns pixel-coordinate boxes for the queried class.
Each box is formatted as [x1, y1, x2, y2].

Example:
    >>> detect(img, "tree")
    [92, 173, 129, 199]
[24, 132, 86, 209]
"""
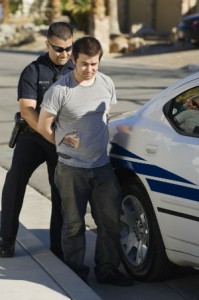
[89, 0, 110, 53]
[108, 0, 120, 36]
[48, 0, 62, 23]
[91, 0, 106, 20]
[63, 0, 91, 32]
[2, 0, 9, 23]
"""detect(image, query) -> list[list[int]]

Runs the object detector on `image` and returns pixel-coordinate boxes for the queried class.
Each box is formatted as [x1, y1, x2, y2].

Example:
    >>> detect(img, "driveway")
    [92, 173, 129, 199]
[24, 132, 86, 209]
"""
[9, 31, 199, 69]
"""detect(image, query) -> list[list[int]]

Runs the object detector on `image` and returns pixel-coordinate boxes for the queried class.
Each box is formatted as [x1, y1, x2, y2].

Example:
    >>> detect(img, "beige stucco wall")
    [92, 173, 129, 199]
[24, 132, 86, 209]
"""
[182, 0, 198, 14]
[128, 0, 153, 30]
[127, 0, 199, 35]
[155, 0, 182, 34]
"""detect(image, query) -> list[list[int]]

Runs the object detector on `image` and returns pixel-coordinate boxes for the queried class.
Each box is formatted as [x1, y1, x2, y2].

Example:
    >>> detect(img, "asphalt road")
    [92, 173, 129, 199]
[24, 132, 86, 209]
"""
[0, 47, 199, 299]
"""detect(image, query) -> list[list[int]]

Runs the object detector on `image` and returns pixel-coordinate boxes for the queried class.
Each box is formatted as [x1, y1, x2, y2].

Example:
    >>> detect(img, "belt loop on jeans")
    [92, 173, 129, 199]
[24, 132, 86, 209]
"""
[58, 152, 72, 159]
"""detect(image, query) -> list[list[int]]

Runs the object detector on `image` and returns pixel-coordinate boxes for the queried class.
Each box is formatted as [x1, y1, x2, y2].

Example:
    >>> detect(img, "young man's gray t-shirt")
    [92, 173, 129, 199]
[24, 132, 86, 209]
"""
[41, 71, 117, 168]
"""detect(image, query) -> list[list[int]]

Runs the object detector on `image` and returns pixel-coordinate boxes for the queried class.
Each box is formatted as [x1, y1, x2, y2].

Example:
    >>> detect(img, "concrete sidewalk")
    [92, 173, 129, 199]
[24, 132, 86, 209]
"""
[0, 166, 102, 300]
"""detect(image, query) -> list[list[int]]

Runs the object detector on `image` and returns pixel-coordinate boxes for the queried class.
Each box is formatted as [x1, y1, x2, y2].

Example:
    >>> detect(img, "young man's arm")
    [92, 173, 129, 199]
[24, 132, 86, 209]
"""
[37, 109, 56, 144]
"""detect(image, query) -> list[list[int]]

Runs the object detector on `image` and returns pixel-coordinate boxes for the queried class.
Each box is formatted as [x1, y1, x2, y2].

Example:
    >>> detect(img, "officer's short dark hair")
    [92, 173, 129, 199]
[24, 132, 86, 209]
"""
[72, 36, 103, 62]
[47, 22, 73, 41]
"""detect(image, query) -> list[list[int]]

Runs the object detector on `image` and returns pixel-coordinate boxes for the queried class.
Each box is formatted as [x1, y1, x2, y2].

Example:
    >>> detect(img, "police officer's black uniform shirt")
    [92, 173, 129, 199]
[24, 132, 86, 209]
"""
[17, 53, 74, 111]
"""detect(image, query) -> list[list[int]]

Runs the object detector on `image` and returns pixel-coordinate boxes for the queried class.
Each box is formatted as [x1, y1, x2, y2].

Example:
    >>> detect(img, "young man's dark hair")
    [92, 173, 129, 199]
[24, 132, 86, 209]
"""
[72, 36, 103, 61]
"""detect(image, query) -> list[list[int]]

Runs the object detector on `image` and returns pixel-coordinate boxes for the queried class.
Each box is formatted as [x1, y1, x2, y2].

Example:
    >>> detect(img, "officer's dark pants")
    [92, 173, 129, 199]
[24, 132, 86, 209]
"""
[0, 130, 63, 260]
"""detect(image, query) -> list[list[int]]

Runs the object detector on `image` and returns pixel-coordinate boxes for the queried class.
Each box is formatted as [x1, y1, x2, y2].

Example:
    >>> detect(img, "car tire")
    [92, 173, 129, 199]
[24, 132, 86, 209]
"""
[190, 39, 199, 46]
[120, 177, 175, 281]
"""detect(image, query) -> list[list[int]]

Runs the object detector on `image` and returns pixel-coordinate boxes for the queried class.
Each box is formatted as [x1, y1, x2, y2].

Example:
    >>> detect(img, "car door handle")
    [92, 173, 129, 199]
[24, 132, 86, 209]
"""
[145, 144, 158, 155]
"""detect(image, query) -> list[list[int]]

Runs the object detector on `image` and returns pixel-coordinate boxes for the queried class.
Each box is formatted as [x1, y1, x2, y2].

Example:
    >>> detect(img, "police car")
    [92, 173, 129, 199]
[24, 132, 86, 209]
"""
[109, 71, 199, 281]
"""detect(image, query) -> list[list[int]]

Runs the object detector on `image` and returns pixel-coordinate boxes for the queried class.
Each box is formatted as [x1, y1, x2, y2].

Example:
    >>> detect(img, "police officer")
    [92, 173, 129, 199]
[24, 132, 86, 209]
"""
[0, 22, 74, 259]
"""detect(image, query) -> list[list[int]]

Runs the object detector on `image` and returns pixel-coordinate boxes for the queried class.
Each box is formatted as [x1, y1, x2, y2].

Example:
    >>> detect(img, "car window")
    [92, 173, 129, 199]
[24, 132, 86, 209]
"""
[163, 86, 199, 137]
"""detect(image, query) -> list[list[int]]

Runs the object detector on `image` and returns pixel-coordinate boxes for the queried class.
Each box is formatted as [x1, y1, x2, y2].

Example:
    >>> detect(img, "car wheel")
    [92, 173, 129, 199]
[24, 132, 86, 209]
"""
[190, 39, 199, 46]
[120, 177, 175, 281]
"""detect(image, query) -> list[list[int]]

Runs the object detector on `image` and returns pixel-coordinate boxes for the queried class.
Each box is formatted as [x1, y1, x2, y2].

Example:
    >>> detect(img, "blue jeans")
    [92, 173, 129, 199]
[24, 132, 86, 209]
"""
[55, 161, 122, 280]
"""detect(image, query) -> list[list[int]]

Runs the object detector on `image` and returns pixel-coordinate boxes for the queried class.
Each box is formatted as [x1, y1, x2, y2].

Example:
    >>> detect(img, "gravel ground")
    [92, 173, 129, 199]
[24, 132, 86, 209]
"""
[10, 32, 199, 69]
[111, 41, 199, 69]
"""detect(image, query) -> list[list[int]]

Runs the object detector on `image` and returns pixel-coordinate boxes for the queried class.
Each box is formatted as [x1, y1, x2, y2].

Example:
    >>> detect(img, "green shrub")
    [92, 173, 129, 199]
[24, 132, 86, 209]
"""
[10, 0, 22, 14]
[62, 0, 91, 32]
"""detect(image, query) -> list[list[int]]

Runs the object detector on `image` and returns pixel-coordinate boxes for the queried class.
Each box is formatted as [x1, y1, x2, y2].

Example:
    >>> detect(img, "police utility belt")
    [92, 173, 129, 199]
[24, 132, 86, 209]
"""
[8, 112, 35, 148]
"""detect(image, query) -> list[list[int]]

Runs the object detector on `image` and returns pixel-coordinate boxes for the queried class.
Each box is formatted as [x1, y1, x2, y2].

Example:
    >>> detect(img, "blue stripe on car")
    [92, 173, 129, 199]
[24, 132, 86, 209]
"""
[110, 156, 194, 185]
[111, 143, 145, 160]
[147, 179, 199, 202]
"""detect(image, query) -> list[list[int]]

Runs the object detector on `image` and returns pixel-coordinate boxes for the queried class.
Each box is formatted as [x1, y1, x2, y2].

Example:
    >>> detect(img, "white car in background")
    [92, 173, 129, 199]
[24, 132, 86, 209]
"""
[109, 71, 199, 282]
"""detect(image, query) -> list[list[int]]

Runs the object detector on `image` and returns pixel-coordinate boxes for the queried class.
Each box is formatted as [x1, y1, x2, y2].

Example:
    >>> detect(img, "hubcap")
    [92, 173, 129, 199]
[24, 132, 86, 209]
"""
[120, 194, 149, 267]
